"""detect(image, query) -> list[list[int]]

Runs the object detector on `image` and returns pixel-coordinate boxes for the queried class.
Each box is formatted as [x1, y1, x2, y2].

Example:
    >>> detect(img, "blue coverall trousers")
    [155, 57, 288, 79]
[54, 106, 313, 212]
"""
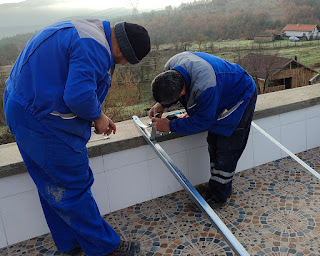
[207, 88, 257, 202]
[4, 94, 120, 256]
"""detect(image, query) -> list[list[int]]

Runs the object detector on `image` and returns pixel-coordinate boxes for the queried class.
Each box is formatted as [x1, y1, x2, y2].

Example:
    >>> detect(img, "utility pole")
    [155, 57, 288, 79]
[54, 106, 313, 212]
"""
[129, 0, 139, 16]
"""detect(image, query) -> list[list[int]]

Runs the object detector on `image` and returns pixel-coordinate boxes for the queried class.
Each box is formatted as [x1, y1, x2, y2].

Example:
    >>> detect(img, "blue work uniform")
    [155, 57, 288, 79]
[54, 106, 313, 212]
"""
[162, 52, 257, 202]
[4, 19, 120, 255]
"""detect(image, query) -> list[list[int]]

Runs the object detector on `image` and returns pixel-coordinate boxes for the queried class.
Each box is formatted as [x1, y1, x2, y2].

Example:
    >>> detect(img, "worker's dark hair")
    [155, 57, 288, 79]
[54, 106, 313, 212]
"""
[151, 70, 185, 103]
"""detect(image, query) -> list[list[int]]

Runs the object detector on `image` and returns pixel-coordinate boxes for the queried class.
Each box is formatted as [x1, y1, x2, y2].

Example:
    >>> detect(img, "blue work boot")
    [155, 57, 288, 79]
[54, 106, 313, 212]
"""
[106, 240, 141, 256]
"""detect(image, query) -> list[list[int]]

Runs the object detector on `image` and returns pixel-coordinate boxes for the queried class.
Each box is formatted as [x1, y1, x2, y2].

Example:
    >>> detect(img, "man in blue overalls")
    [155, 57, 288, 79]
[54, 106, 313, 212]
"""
[149, 51, 257, 210]
[4, 19, 150, 256]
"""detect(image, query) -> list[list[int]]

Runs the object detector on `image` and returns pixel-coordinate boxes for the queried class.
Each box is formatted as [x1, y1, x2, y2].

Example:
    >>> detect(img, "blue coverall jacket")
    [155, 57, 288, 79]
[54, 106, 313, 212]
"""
[5, 19, 114, 152]
[164, 52, 256, 137]
[4, 19, 121, 256]
[162, 52, 257, 202]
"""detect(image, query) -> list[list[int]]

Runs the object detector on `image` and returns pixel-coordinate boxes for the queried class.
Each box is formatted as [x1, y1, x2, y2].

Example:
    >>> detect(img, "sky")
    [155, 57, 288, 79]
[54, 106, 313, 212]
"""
[0, 0, 23, 3]
[0, 0, 191, 10]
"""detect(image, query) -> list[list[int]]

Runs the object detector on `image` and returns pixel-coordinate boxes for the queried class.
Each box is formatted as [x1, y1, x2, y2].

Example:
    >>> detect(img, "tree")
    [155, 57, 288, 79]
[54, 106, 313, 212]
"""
[195, 33, 208, 51]
[238, 52, 282, 94]
[282, 0, 320, 21]
[0, 43, 20, 66]
[178, 37, 189, 51]
[165, 5, 173, 16]
[102, 70, 144, 122]
[283, 2, 316, 24]
[148, 48, 162, 73]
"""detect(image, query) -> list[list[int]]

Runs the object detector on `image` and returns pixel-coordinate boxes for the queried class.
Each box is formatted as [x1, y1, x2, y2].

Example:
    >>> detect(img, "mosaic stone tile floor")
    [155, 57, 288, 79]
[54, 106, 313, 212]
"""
[1, 147, 320, 256]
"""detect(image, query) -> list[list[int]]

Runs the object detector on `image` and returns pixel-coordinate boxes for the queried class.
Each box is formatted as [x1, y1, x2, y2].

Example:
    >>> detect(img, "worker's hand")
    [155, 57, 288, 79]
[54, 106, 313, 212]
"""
[149, 103, 164, 119]
[94, 113, 116, 135]
[151, 117, 170, 132]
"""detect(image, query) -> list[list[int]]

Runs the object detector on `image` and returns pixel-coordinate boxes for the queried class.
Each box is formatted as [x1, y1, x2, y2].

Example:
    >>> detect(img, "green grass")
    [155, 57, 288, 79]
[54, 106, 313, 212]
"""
[197, 39, 320, 72]
[123, 39, 320, 117]
[1, 39, 320, 145]
[0, 125, 7, 136]
[206, 39, 320, 49]
[276, 46, 320, 72]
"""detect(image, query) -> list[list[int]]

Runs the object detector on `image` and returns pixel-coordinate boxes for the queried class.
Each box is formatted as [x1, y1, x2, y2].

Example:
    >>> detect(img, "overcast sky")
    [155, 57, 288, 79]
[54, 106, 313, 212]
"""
[0, 0, 191, 10]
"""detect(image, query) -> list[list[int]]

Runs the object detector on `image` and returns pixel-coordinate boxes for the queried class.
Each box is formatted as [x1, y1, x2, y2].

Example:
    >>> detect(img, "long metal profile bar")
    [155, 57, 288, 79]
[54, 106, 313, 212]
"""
[132, 116, 249, 256]
[251, 122, 320, 180]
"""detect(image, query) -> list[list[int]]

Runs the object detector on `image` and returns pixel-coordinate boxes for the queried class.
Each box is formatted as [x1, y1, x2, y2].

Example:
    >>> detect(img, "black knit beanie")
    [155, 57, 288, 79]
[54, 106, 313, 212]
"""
[114, 22, 151, 64]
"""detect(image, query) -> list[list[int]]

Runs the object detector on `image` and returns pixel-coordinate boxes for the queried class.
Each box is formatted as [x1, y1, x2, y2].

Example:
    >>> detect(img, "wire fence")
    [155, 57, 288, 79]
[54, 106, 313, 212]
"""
[114, 39, 320, 84]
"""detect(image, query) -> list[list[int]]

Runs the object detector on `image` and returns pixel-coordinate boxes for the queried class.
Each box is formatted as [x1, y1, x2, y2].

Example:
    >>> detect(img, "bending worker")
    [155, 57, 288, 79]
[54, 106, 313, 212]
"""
[149, 51, 257, 210]
[4, 19, 150, 256]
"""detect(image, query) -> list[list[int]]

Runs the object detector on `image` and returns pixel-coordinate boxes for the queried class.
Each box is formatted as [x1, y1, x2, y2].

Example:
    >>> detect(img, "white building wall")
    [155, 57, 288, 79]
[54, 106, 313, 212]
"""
[284, 30, 311, 39]
[312, 27, 319, 34]
[284, 27, 319, 39]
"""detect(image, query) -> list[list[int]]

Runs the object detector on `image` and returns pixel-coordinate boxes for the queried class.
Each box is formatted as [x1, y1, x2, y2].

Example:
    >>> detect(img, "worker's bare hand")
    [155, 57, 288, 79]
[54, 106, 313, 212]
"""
[94, 113, 116, 135]
[149, 103, 164, 119]
[151, 117, 170, 132]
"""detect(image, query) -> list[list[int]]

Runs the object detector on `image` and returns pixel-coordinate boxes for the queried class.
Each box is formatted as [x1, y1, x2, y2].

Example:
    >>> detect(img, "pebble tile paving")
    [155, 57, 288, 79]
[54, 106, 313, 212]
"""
[1, 147, 320, 255]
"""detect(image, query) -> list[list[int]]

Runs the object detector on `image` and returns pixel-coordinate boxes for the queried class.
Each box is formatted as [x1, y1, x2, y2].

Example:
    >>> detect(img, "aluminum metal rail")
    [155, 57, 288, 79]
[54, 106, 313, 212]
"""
[252, 121, 320, 180]
[132, 115, 249, 256]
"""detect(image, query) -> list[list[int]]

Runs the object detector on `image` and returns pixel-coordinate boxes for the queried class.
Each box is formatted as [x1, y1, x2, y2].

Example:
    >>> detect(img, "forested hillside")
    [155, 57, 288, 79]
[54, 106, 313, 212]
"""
[123, 0, 319, 48]
[0, 0, 319, 66]
[0, 32, 35, 66]
[0, 0, 319, 144]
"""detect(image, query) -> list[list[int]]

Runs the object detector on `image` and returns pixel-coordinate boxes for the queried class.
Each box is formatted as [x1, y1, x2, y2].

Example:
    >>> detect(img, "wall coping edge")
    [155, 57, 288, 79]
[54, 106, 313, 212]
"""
[1, 84, 320, 178]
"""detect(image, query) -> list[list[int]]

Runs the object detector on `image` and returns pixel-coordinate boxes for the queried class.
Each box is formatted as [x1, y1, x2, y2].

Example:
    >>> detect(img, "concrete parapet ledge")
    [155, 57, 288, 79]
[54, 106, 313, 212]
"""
[1, 83, 320, 178]
[254, 84, 320, 119]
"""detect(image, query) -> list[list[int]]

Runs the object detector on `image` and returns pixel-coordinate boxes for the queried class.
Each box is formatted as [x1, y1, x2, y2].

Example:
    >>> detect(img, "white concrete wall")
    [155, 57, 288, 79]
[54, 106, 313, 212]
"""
[284, 30, 316, 40]
[1, 104, 320, 248]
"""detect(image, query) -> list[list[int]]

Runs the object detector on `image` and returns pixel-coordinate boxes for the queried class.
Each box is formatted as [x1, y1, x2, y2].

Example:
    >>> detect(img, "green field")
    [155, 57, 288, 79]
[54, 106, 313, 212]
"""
[204, 40, 320, 72]
[134, 39, 320, 117]
[1, 39, 320, 144]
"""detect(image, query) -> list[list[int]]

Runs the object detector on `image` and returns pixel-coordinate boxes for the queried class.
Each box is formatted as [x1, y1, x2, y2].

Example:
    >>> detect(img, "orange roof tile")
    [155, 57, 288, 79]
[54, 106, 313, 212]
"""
[282, 24, 317, 32]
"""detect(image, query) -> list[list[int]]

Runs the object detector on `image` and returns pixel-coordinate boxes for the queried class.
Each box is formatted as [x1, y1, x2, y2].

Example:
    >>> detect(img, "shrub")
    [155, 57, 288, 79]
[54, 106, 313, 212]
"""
[102, 70, 145, 122]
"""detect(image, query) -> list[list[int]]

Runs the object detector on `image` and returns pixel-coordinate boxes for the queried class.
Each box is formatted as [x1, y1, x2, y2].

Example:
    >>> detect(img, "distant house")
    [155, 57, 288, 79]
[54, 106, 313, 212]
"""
[266, 29, 283, 40]
[237, 53, 318, 94]
[254, 32, 275, 43]
[254, 29, 283, 43]
[282, 24, 319, 40]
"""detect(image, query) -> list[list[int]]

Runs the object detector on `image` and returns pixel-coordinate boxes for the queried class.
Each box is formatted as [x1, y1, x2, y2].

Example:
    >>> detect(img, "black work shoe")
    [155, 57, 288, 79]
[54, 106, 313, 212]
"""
[188, 183, 229, 212]
[64, 245, 82, 255]
[207, 195, 228, 209]
[107, 240, 141, 256]
[188, 196, 227, 212]
[195, 183, 208, 197]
